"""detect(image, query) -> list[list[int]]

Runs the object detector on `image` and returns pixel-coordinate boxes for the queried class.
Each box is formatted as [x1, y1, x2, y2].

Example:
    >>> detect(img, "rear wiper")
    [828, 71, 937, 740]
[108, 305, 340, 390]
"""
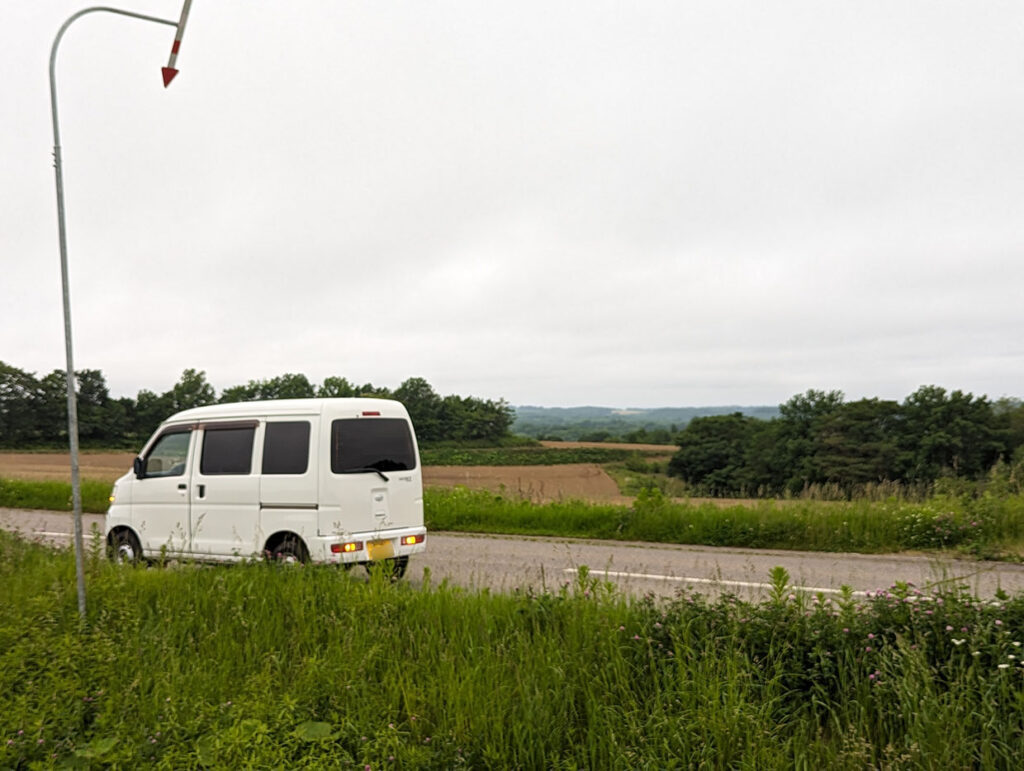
[341, 467, 389, 482]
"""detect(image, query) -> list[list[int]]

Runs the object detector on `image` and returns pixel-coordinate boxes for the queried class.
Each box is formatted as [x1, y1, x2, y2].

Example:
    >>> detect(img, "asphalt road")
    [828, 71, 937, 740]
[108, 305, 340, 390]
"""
[4, 507, 1024, 600]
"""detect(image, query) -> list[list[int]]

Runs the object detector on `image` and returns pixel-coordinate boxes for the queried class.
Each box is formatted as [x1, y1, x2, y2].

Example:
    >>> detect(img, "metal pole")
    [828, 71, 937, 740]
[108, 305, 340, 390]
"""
[49, 7, 178, 619]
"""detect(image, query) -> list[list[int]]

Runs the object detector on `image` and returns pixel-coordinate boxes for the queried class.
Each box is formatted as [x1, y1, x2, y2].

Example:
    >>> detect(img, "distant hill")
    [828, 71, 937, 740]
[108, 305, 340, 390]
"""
[512, 405, 780, 442]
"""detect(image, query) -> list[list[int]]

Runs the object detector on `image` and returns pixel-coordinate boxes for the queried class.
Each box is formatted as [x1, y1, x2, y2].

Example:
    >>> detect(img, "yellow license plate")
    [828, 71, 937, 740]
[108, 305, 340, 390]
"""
[366, 540, 394, 561]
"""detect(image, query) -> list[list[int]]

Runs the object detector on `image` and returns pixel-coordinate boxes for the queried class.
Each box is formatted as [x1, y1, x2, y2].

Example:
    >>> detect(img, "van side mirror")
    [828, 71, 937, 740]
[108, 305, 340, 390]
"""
[133, 456, 145, 478]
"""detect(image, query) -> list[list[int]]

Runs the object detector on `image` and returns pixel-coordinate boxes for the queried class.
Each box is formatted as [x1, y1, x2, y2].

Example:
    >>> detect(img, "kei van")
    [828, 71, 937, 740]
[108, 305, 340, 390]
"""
[104, 398, 425, 575]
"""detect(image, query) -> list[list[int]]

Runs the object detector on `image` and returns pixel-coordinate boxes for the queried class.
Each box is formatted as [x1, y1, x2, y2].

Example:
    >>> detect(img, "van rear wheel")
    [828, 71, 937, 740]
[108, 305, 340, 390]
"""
[269, 537, 308, 564]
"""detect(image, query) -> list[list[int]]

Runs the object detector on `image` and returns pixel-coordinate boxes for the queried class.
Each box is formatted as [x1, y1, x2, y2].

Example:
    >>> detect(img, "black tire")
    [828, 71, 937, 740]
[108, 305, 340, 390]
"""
[109, 530, 142, 565]
[364, 555, 409, 580]
[268, 536, 307, 564]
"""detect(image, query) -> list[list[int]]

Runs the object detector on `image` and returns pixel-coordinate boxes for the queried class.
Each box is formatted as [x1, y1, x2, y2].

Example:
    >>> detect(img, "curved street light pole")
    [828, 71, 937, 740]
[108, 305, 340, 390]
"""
[49, 6, 185, 619]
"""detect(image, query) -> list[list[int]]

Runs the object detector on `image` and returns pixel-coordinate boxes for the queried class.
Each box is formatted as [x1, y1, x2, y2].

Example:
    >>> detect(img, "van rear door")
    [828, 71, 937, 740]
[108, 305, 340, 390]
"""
[321, 416, 421, 535]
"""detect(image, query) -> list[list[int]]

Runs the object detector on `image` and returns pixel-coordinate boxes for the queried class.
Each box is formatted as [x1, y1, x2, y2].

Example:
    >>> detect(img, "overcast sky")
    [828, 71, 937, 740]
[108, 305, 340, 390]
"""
[3, 1, 1023, 409]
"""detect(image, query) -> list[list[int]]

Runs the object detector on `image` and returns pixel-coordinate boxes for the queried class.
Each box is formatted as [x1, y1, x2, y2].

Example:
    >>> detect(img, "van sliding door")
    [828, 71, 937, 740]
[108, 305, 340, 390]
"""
[259, 419, 317, 508]
[191, 423, 259, 558]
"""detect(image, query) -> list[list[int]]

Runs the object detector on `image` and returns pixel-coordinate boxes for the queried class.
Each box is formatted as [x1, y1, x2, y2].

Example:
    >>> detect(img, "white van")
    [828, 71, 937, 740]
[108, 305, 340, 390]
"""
[104, 398, 425, 575]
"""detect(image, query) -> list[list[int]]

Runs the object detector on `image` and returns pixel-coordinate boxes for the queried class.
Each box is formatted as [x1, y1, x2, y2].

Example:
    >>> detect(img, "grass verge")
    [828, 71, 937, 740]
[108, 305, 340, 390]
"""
[425, 486, 1024, 558]
[0, 477, 111, 514]
[4, 475, 1024, 558]
[1, 531, 1023, 768]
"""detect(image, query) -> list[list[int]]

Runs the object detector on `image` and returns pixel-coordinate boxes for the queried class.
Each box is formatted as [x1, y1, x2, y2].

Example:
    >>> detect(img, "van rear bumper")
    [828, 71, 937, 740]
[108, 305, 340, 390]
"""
[309, 526, 427, 565]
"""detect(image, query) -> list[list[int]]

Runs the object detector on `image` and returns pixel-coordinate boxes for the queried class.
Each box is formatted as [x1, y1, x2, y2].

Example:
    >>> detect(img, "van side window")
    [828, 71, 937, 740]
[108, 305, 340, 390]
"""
[262, 422, 311, 475]
[200, 427, 255, 475]
[331, 418, 416, 473]
[144, 430, 191, 477]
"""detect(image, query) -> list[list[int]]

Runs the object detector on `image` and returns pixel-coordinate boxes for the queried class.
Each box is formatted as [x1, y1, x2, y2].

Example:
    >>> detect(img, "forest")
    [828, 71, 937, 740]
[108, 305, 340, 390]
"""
[0, 362, 514, 448]
[668, 388, 1024, 496]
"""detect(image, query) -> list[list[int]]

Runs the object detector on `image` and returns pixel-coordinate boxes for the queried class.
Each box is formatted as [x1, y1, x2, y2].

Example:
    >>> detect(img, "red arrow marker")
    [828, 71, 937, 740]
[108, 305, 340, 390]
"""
[162, 0, 194, 87]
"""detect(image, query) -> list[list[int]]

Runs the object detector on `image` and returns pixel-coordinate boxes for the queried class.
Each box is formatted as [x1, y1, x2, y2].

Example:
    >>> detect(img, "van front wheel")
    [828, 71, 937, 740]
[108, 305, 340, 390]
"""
[109, 530, 142, 565]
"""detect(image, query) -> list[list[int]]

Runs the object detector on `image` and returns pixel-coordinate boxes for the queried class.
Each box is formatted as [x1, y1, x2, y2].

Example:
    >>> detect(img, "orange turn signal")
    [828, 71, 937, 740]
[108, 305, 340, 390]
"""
[331, 541, 364, 554]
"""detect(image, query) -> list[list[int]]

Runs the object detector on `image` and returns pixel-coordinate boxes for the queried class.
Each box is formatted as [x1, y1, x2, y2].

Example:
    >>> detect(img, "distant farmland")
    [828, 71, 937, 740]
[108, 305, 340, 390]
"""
[512, 404, 779, 440]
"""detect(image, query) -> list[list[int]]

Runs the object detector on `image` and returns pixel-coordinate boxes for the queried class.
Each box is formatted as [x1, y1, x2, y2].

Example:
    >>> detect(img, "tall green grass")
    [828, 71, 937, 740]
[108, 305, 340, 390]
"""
[4, 475, 1024, 557]
[1, 531, 1023, 768]
[0, 477, 111, 514]
[425, 486, 1024, 557]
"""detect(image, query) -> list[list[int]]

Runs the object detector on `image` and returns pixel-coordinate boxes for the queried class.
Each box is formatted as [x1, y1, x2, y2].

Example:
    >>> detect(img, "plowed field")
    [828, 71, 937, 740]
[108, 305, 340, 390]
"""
[424, 464, 631, 504]
[0, 452, 630, 504]
[0, 452, 136, 482]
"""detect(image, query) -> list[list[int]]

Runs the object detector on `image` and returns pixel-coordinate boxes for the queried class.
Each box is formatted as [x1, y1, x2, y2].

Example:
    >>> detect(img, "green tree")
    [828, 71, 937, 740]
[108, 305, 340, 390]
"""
[100, 398, 130, 447]
[218, 382, 259, 404]
[317, 376, 357, 397]
[437, 394, 514, 443]
[354, 382, 392, 398]
[624, 428, 650, 444]
[75, 369, 110, 445]
[993, 397, 1024, 462]
[668, 412, 761, 496]
[776, 389, 846, 492]
[899, 386, 1003, 481]
[134, 389, 174, 438]
[394, 377, 444, 442]
[0, 362, 41, 446]
[36, 371, 69, 444]
[815, 398, 903, 487]
[647, 428, 673, 444]
[259, 373, 315, 399]
[742, 419, 788, 495]
[168, 368, 216, 412]
[219, 374, 315, 402]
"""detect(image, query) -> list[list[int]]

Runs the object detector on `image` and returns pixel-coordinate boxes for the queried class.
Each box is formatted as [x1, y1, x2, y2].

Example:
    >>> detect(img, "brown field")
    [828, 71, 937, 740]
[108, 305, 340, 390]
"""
[425, 464, 633, 504]
[539, 440, 676, 454]
[0, 450, 773, 509]
[0, 452, 136, 483]
[0, 452, 629, 504]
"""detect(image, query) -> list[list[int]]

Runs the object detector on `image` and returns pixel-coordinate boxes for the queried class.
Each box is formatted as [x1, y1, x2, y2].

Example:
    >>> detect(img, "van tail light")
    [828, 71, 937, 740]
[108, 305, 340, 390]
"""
[401, 534, 425, 546]
[331, 541, 363, 554]
[362, 411, 380, 416]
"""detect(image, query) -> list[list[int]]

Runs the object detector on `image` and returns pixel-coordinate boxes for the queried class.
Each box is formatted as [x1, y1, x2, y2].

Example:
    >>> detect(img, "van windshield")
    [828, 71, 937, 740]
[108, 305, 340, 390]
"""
[331, 418, 416, 474]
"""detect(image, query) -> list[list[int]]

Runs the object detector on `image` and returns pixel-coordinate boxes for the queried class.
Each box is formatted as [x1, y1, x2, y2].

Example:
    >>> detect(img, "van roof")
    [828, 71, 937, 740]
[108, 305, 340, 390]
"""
[163, 398, 408, 424]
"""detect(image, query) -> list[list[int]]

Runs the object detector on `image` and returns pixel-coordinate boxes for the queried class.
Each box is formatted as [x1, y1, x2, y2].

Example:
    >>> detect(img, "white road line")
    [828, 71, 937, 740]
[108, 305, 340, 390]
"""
[564, 568, 868, 597]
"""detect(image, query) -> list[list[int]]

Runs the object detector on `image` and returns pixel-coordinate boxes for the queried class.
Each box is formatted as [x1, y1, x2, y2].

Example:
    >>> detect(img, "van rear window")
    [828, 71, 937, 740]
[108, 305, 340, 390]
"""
[331, 418, 416, 474]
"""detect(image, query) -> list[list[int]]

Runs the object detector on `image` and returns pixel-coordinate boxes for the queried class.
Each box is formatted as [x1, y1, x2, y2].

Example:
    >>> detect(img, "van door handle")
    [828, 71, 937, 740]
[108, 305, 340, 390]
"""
[177, 483, 187, 492]
[198, 484, 206, 498]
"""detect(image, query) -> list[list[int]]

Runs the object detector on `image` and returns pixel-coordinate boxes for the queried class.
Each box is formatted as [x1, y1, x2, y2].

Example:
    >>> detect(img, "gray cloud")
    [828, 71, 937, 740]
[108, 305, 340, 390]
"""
[3, 2, 1023, 408]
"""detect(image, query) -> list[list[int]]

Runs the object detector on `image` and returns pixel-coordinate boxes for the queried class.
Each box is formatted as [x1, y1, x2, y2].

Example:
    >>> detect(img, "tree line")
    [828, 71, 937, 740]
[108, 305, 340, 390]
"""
[668, 387, 1024, 496]
[0, 362, 514, 448]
